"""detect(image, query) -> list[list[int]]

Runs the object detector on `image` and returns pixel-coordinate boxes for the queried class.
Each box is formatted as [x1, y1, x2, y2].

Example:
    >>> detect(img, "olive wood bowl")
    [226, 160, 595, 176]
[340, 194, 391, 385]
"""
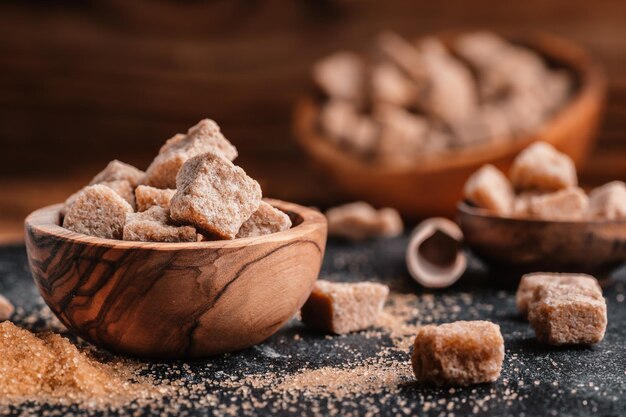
[24, 199, 327, 359]
[457, 202, 626, 280]
[294, 31, 606, 218]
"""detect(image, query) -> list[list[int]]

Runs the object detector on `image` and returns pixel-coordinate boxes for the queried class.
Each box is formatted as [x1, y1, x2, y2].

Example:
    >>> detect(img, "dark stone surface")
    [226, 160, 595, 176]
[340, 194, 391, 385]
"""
[0, 238, 624, 417]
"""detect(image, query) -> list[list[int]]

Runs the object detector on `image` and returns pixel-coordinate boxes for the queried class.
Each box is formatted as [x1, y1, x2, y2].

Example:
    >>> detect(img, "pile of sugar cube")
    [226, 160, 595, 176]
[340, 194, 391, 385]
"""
[464, 141, 626, 220]
[62, 119, 292, 242]
[313, 31, 571, 164]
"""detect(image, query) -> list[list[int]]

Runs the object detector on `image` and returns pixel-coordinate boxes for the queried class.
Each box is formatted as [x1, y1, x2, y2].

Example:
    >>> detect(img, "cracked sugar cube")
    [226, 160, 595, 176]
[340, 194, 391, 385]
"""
[300, 280, 389, 335]
[63, 185, 133, 239]
[135, 185, 176, 212]
[312, 51, 365, 102]
[527, 187, 588, 220]
[528, 282, 607, 345]
[463, 164, 514, 214]
[236, 201, 292, 238]
[169, 153, 261, 239]
[123, 206, 198, 243]
[509, 142, 577, 191]
[144, 119, 238, 189]
[325, 202, 403, 240]
[411, 321, 504, 386]
[588, 181, 626, 220]
[516, 272, 601, 317]
[89, 160, 145, 188]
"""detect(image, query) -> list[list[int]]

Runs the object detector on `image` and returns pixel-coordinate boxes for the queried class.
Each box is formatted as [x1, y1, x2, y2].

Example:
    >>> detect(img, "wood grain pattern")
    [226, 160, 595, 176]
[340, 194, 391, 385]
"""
[457, 203, 626, 279]
[24, 199, 327, 358]
[295, 31, 606, 218]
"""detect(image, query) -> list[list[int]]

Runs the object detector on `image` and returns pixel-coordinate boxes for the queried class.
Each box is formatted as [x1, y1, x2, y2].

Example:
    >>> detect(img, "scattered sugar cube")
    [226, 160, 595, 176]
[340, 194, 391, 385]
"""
[300, 280, 389, 334]
[312, 51, 365, 102]
[325, 202, 403, 240]
[588, 181, 626, 220]
[135, 185, 176, 212]
[63, 185, 134, 239]
[463, 164, 514, 214]
[236, 201, 292, 238]
[509, 142, 577, 191]
[169, 153, 262, 239]
[144, 119, 238, 189]
[528, 282, 607, 345]
[516, 272, 601, 317]
[62, 179, 135, 216]
[370, 63, 418, 108]
[527, 187, 588, 220]
[89, 160, 145, 188]
[123, 206, 198, 243]
[412, 321, 504, 386]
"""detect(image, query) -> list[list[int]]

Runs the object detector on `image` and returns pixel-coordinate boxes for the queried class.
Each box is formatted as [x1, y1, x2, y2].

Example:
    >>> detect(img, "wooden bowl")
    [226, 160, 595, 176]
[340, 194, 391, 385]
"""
[457, 203, 626, 279]
[24, 199, 327, 359]
[294, 31, 606, 218]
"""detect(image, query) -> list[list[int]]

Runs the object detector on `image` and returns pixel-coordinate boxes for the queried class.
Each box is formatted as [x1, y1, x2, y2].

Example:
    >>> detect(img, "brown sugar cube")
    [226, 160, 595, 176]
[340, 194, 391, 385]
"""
[417, 38, 478, 125]
[376, 31, 428, 82]
[300, 280, 389, 334]
[516, 272, 601, 317]
[236, 201, 292, 238]
[0, 294, 14, 321]
[370, 63, 419, 108]
[374, 104, 429, 162]
[62, 179, 135, 216]
[588, 181, 626, 220]
[463, 164, 514, 214]
[123, 206, 198, 243]
[63, 185, 134, 239]
[89, 160, 145, 188]
[528, 282, 607, 345]
[325, 202, 404, 240]
[511, 191, 545, 217]
[411, 321, 504, 386]
[319, 100, 359, 145]
[527, 187, 588, 220]
[144, 119, 238, 189]
[509, 142, 577, 191]
[312, 51, 366, 103]
[169, 153, 262, 239]
[135, 185, 176, 212]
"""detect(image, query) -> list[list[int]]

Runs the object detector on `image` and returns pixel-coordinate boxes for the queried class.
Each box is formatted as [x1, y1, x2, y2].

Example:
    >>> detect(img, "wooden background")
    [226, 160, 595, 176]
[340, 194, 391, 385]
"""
[1, 0, 625, 242]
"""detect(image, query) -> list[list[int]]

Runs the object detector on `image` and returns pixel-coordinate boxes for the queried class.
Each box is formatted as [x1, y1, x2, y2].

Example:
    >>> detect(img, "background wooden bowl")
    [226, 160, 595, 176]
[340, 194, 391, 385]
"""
[457, 203, 626, 280]
[24, 199, 327, 359]
[294, 31, 606, 219]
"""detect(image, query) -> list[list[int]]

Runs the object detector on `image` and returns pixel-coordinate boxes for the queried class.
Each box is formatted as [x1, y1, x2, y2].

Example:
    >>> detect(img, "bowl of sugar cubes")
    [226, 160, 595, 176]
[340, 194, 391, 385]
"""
[24, 118, 328, 359]
[295, 30, 605, 218]
[459, 140, 626, 280]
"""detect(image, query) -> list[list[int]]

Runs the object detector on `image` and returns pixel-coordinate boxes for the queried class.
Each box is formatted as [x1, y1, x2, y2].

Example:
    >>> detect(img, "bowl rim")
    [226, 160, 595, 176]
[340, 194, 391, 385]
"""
[294, 30, 606, 175]
[24, 198, 327, 251]
[457, 201, 626, 226]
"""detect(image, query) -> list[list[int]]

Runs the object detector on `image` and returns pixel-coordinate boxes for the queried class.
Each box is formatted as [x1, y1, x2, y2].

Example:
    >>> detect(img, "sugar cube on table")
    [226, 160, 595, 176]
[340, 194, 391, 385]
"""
[528, 281, 606, 345]
[509, 142, 577, 192]
[135, 185, 176, 212]
[300, 280, 389, 335]
[411, 320, 504, 386]
[169, 152, 261, 240]
[62, 185, 134, 240]
[463, 164, 514, 214]
[516, 272, 601, 317]
[143, 119, 238, 189]
[236, 201, 292, 238]
[123, 206, 198, 243]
